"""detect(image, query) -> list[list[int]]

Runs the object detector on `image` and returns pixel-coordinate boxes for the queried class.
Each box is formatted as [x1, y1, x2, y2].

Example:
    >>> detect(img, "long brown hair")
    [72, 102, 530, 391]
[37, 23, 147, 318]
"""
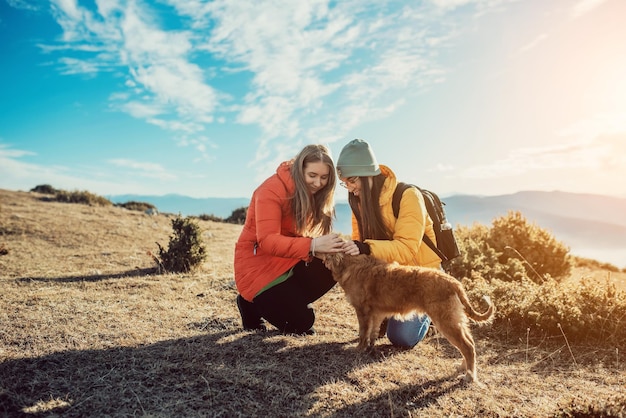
[290, 144, 336, 236]
[348, 174, 393, 240]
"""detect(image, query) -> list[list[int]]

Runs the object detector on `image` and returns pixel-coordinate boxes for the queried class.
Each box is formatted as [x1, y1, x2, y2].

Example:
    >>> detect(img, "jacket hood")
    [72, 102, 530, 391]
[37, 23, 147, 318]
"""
[276, 161, 296, 196]
[378, 164, 398, 207]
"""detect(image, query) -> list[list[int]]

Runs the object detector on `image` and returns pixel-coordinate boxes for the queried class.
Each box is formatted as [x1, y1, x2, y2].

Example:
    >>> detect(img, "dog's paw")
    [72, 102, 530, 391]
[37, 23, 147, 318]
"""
[464, 376, 487, 389]
[355, 343, 369, 351]
[461, 371, 485, 388]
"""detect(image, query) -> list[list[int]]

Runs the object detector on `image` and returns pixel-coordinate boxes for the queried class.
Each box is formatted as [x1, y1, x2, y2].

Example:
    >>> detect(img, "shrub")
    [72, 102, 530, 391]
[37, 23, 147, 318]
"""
[225, 206, 248, 225]
[116, 201, 157, 212]
[453, 212, 626, 347]
[555, 394, 626, 418]
[197, 214, 223, 222]
[156, 216, 207, 273]
[447, 211, 572, 283]
[464, 275, 626, 346]
[54, 190, 112, 207]
[29, 185, 112, 206]
[573, 256, 620, 272]
[488, 211, 572, 282]
[446, 223, 527, 282]
[197, 207, 247, 225]
[30, 184, 57, 195]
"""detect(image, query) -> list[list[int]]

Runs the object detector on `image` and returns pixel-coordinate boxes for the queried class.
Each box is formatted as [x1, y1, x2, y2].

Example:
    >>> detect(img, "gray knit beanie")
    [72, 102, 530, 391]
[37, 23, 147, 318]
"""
[336, 139, 381, 178]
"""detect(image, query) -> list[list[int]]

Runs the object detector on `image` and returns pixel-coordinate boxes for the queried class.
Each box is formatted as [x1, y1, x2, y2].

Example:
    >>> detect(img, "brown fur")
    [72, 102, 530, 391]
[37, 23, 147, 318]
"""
[324, 253, 495, 383]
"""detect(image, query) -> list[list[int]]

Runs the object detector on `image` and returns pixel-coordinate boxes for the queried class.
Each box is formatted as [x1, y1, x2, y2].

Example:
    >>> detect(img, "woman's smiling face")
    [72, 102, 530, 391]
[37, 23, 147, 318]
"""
[339, 176, 362, 196]
[304, 161, 330, 194]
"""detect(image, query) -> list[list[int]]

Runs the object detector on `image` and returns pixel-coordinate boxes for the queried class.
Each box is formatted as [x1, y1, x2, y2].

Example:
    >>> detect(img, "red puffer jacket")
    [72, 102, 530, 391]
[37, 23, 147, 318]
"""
[234, 161, 313, 301]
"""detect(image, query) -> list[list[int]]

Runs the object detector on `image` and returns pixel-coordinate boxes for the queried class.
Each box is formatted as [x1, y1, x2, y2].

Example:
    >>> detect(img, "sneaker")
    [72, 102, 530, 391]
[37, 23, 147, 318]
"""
[236, 295, 266, 331]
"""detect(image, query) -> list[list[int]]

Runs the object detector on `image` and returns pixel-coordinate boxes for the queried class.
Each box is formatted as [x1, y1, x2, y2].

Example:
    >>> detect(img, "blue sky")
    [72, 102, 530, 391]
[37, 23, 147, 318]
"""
[1, 0, 625, 200]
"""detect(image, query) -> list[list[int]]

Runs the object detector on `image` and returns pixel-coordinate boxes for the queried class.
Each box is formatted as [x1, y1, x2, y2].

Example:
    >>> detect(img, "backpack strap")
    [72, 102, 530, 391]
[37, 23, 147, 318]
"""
[392, 182, 447, 261]
[391, 182, 412, 218]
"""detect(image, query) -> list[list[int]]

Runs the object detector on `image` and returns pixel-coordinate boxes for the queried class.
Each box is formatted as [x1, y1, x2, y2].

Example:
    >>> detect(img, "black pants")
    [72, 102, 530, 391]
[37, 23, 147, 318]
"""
[253, 258, 336, 334]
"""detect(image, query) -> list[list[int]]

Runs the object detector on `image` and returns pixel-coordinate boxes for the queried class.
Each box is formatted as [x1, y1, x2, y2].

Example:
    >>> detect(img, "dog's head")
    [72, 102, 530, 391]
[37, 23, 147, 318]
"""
[322, 252, 344, 272]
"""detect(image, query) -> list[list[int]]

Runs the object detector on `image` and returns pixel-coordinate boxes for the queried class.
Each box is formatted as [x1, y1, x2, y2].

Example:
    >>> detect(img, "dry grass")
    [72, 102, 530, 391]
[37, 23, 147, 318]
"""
[568, 266, 626, 293]
[1, 188, 624, 417]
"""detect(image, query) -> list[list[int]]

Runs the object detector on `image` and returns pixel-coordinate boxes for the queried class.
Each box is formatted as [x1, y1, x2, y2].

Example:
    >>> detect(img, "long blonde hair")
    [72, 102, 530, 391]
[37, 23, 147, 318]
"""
[290, 144, 336, 236]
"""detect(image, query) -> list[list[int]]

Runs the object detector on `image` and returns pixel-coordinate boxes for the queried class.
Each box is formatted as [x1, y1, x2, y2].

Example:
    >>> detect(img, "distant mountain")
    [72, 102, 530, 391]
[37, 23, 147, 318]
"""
[442, 191, 626, 249]
[336, 191, 626, 268]
[107, 194, 249, 218]
[445, 191, 626, 228]
[109, 191, 626, 268]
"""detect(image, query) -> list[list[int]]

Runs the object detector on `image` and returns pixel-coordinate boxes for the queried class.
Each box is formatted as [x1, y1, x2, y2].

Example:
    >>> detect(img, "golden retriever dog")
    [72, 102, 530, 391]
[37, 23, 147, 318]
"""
[323, 253, 494, 383]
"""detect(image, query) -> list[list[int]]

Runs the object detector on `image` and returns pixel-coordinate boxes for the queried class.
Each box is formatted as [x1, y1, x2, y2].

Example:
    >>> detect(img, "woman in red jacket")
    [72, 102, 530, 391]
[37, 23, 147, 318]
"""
[234, 144, 346, 334]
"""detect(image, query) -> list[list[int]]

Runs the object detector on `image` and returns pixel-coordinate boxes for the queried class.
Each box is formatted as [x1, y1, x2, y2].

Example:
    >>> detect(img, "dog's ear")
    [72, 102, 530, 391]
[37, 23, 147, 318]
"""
[323, 252, 343, 269]
[322, 253, 332, 269]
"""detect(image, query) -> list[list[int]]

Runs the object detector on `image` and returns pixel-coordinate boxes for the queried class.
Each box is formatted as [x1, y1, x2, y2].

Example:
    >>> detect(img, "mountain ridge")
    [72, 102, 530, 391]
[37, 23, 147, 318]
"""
[106, 190, 626, 268]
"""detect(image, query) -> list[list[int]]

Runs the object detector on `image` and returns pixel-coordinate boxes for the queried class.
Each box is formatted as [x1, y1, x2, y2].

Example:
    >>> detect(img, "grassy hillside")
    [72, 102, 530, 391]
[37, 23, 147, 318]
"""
[0, 189, 625, 417]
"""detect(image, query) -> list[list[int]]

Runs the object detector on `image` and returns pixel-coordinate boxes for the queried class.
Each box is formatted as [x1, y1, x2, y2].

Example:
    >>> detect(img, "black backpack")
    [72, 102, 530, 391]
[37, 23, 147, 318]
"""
[392, 182, 461, 263]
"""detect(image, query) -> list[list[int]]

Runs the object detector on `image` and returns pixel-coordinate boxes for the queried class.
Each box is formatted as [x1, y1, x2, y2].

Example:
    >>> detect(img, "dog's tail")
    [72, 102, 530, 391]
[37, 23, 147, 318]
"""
[457, 288, 495, 323]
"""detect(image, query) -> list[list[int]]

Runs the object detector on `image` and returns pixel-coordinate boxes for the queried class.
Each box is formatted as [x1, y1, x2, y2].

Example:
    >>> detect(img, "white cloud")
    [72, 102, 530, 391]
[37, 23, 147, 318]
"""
[58, 57, 103, 75]
[428, 0, 475, 9]
[119, 101, 163, 119]
[557, 112, 626, 141]
[42, 0, 519, 176]
[426, 0, 516, 13]
[0, 143, 150, 194]
[108, 158, 165, 172]
[430, 163, 455, 173]
[463, 113, 626, 179]
[516, 33, 548, 54]
[0, 143, 35, 159]
[462, 141, 605, 178]
[571, 0, 610, 18]
[47, 0, 218, 140]
[107, 158, 178, 180]
[147, 118, 204, 134]
[173, 135, 218, 163]
[6, 0, 41, 11]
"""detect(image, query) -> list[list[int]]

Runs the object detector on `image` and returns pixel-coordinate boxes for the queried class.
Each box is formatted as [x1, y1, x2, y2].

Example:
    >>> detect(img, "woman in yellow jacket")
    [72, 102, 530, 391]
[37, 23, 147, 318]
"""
[234, 144, 346, 334]
[337, 139, 441, 347]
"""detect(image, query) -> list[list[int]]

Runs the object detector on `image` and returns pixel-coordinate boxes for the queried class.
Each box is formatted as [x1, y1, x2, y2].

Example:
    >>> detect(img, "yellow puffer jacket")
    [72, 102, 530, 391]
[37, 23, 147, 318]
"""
[349, 165, 441, 268]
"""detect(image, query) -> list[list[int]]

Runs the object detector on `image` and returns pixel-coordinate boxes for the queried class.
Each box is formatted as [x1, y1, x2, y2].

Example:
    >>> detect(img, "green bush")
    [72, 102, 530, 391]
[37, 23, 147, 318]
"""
[464, 275, 626, 346]
[573, 255, 621, 272]
[448, 211, 626, 347]
[489, 211, 572, 282]
[197, 214, 223, 222]
[225, 206, 247, 225]
[30, 185, 111, 206]
[555, 394, 626, 417]
[446, 223, 527, 282]
[54, 190, 112, 207]
[156, 216, 207, 273]
[197, 206, 247, 225]
[30, 184, 58, 195]
[116, 201, 157, 212]
[447, 211, 572, 283]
